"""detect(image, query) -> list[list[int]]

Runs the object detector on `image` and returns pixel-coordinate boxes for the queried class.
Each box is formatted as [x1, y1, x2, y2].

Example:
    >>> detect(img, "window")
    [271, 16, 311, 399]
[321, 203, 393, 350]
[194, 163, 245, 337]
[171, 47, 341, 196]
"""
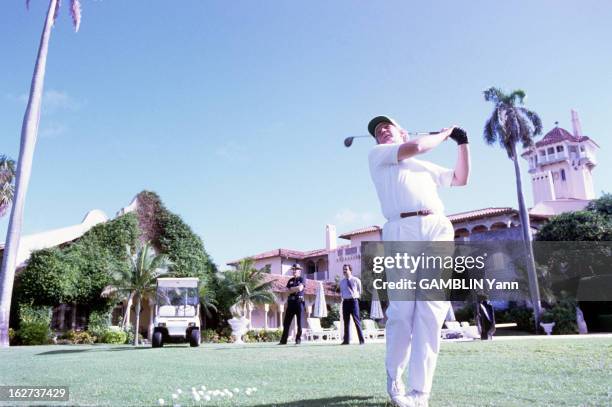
[547, 147, 555, 155]
[539, 150, 546, 156]
[561, 169, 566, 181]
[556, 145, 564, 153]
[345, 247, 358, 255]
[569, 146, 578, 153]
[580, 145, 585, 152]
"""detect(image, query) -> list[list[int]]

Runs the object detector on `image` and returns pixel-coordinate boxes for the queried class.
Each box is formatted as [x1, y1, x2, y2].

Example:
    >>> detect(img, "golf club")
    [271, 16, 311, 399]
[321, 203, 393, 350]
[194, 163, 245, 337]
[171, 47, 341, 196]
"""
[344, 131, 440, 148]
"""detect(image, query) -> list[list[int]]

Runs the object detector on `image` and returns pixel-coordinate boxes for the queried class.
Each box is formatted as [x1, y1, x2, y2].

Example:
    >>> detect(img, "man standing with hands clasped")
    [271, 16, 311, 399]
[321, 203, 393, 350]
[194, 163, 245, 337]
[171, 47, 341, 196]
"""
[339, 264, 365, 345]
[367, 115, 470, 407]
[278, 264, 305, 345]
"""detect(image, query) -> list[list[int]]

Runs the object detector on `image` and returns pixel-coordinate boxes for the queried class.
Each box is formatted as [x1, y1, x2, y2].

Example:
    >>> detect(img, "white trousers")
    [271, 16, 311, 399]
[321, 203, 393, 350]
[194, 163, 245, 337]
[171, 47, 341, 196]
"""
[383, 214, 454, 394]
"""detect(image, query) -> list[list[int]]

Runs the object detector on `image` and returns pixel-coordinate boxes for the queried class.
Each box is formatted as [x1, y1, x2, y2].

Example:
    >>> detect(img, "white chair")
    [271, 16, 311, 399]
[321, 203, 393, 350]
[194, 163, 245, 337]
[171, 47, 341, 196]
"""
[441, 320, 463, 339]
[307, 318, 336, 341]
[362, 319, 385, 339]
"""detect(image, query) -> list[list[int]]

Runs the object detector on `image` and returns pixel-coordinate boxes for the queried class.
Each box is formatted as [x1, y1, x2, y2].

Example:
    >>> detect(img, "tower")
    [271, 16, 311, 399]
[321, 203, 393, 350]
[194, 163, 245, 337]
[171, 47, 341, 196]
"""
[522, 110, 599, 210]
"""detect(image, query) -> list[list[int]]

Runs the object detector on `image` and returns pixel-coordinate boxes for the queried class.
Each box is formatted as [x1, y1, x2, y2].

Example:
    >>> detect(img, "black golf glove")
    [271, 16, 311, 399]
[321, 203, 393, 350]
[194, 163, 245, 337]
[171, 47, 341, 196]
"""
[449, 127, 468, 145]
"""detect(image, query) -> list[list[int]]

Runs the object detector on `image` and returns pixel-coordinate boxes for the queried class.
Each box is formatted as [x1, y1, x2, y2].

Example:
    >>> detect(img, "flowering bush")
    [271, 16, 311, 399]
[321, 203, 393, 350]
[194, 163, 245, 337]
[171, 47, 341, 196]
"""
[58, 330, 95, 344]
[244, 329, 282, 343]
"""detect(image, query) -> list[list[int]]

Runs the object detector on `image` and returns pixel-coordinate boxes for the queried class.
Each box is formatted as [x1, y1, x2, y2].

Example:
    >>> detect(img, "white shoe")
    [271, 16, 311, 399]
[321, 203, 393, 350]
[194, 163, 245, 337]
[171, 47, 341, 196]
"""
[388, 374, 414, 407]
[389, 394, 415, 407]
[407, 390, 429, 407]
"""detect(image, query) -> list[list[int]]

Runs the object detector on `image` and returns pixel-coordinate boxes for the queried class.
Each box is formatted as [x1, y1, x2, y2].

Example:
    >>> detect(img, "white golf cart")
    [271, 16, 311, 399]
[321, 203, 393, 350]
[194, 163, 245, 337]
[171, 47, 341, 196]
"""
[152, 277, 200, 347]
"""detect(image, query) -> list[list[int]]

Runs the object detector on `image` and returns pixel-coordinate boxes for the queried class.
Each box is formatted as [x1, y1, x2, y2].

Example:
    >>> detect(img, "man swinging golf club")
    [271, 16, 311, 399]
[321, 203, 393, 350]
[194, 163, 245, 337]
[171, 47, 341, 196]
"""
[366, 115, 470, 407]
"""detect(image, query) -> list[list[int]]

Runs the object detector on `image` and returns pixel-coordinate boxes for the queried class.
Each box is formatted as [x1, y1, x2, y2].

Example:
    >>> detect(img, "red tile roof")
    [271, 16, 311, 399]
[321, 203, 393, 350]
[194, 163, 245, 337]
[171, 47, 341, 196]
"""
[262, 274, 340, 297]
[447, 207, 517, 223]
[226, 246, 333, 266]
[534, 127, 594, 148]
[338, 226, 382, 240]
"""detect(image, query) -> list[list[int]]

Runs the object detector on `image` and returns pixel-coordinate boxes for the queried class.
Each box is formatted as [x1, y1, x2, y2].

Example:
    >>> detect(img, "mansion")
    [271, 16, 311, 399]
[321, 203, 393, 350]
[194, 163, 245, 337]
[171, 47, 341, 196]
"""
[227, 110, 600, 329]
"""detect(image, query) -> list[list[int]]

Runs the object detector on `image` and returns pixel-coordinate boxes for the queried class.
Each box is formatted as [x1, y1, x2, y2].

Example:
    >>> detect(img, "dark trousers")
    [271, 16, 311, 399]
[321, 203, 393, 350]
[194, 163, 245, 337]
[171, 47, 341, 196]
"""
[342, 298, 365, 344]
[280, 299, 304, 343]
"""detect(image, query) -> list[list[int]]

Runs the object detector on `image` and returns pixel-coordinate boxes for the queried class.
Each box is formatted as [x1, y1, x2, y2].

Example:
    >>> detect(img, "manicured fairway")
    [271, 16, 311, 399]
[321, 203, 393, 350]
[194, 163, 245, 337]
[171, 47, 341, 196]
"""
[1, 337, 610, 406]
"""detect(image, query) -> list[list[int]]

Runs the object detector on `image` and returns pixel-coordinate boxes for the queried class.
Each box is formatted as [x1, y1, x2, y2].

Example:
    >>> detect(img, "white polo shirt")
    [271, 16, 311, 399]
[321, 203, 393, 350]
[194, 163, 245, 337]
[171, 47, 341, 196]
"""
[368, 143, 454, 220]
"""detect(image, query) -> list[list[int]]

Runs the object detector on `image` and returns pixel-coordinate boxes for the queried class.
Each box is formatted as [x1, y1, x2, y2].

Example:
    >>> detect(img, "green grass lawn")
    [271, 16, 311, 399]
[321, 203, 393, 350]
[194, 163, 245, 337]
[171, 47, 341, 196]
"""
[1, 337, 611, 406]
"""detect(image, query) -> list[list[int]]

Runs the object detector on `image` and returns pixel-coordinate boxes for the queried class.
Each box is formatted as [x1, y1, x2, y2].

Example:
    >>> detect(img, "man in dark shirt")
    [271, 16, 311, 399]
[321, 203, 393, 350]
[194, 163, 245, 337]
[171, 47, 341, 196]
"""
[279, 264, 305, 345]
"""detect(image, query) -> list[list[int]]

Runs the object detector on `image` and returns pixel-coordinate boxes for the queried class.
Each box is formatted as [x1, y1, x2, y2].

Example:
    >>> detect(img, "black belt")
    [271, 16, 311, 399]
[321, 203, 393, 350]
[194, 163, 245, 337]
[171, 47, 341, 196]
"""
[400, 209, 433, 218]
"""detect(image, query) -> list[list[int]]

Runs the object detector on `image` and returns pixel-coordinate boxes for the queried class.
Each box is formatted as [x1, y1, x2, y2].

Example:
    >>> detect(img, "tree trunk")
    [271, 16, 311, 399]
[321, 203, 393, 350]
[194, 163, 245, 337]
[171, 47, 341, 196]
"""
[0, 0, 58, 348]
[122, 292, 133, 328]
[134, 294, 141, 346]
[511, 143, 543, 330]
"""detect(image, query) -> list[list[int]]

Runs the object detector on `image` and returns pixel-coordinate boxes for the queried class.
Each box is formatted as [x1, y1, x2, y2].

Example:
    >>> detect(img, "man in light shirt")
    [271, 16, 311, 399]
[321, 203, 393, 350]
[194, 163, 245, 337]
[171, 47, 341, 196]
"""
[338, 264, 365, 345]
[367, 115, 470, 407]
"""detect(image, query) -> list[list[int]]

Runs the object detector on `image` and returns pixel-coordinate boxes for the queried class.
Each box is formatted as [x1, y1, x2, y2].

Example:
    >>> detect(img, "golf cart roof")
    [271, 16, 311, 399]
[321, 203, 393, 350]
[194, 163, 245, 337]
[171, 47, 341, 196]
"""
[157, 277, 199, 288]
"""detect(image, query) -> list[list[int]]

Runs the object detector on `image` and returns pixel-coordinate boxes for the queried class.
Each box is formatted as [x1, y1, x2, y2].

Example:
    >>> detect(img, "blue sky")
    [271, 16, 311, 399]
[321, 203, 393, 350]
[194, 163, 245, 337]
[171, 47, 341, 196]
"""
[1, 0, 611, 268]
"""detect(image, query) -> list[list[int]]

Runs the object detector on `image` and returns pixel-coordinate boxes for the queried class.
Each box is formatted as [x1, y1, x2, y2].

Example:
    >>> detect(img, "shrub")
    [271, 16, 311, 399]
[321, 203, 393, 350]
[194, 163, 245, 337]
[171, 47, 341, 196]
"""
[321, 304, 340, 328]
[57, 330, 95, 344]
[19, 323, 51, 345]
[8, 328, 15, 343]
[505, 307, 535, 332]
[74, 331, 95, 344]
[201, 329, 220, 343]
[244, 329, 282, 343]
[88, 310, 111, 340]
[19, 303, 52, 326]
[100, 329, 127, 344]
[544, 298, 578, 335]
[201, 328, 232, 343]
[17, 304, 52, 345]
[454, 303, 475, 324]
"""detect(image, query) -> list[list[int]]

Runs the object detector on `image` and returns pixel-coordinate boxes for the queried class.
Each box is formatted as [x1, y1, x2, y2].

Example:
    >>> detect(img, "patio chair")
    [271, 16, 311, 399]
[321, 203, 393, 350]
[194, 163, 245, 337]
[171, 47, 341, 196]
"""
[307, 318, 337, 341]
[441, 320, 464, 339]
[362, 319, 385, 339]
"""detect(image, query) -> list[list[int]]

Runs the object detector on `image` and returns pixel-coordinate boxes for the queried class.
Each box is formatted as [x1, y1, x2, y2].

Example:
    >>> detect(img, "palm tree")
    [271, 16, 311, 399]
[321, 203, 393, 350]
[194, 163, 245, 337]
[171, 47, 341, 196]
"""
[198, 283, 218, 329]
[0, 0, 82, 347]
[483, 87, 544, 328]
[0, 156, 16, 218]
[112, 242, 171, 346]
[218, 259, 275, 320]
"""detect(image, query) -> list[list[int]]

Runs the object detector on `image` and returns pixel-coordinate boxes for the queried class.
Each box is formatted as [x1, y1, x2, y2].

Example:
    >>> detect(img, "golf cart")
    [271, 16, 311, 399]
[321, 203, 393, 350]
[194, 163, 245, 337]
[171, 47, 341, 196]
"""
[152, 277, 200, 347]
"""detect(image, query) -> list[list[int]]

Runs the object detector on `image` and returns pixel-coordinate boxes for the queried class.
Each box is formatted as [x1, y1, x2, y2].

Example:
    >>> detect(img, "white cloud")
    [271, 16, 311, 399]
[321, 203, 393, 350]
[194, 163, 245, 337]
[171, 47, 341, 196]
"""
[214, 141, 249, 161]
[5, 89, 80, 113]
[39, 123, 67, 139]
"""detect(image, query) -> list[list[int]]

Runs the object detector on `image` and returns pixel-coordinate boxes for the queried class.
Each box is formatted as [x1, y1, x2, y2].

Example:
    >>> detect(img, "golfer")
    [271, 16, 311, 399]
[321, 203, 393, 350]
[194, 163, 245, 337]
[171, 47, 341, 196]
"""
[367, 115, 470, 407]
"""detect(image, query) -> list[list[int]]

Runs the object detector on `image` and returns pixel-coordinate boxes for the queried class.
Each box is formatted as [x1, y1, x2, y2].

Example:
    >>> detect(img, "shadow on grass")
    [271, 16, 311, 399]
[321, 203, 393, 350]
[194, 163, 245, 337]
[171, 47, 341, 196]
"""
[251, 395, 383, 406]
[36, 346, 153, 356]
[209, 343, 350, 351]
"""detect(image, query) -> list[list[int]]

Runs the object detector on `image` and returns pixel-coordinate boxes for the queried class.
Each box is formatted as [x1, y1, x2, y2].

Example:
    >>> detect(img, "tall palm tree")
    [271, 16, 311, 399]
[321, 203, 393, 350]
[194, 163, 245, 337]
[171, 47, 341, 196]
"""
[483, 87, 544, 328]
[0, 0, 82, 347]
[218, 259, 275, 319]
[112, 242, 171, 346]
[0, 156, 16, 218]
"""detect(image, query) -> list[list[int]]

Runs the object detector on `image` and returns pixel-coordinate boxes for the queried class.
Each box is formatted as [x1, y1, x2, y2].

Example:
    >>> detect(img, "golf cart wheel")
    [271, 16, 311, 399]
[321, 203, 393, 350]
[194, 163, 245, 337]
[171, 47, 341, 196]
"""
[189, 329, 200, 347]
[152, 331, 163, 348]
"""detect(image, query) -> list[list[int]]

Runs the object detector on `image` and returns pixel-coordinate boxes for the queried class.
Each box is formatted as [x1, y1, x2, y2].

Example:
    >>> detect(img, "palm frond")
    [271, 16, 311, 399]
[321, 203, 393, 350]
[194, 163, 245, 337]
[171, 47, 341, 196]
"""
[483, 109, 500, 145]
[519, 107, 543, 136]
[52, 0, 61, 26]
[517, 115, 535, 149]
[483, 87, 504, 104]
[508, 89, 526, 105]
[70, 0, 81, 32]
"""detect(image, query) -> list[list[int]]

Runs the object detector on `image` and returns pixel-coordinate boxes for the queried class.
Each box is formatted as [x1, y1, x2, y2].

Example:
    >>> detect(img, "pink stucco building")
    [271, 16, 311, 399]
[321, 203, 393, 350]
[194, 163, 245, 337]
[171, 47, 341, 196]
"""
[228, 110, 600, 329]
